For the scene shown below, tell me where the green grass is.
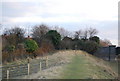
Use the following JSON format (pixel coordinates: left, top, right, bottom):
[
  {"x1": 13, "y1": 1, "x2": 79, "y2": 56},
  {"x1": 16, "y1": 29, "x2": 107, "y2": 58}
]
[
  {"x1": 62, "y1": 54, "x2": 90, "y2": 79},
  {"x1": 61, "y1": 53, "x2": 117, "y2": 79}
]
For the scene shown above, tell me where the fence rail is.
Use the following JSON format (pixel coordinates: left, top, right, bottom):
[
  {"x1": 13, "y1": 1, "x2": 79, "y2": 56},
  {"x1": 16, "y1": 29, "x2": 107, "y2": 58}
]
[{"x1": 2, "y1": 57, "x2": 49, "y2": 79}]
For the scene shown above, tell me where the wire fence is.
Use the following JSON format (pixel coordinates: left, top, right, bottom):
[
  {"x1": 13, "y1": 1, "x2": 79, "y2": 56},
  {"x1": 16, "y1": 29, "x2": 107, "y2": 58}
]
[
  {"x1": 1, "y1": 51, "x2": 69, "y2": 79},
  {"x1": 2, "y1": 57, "x2": 49, "y2": 79}
]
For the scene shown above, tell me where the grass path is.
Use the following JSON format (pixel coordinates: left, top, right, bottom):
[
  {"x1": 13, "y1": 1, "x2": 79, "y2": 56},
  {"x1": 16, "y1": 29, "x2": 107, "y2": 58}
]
[
  {"x1": 61, "y1": 52, "x2": 117, "y2": 79},
  {"x1": 62, "y1": 54, "x2": 91, "y2": 79}
]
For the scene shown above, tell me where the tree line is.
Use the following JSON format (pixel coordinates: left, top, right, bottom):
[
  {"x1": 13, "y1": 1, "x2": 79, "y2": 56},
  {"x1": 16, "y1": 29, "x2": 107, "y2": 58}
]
[{"x1": 1, "y1": 24, "x2": 112, "y2": 63}]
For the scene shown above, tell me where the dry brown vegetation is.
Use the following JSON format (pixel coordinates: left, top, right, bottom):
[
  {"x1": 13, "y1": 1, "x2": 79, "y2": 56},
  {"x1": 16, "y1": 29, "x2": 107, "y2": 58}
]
[{"x1": 19, "y1": 50, "x2": 118, "y2": 79}]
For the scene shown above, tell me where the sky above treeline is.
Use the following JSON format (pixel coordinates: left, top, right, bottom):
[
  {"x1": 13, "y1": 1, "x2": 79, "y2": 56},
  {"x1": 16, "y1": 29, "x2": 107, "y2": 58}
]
[{"x1": 1, "y1": 0, "x2": 119, "y2": 45}]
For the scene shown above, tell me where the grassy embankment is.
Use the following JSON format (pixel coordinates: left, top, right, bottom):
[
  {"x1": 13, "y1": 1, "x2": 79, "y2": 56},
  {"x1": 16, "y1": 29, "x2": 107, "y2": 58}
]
[
  {"x1": 2, "y1": 50, "x2": 118, "y2": 79},
  {"x1": 61, "y1": 51, "x2": 118, "y2": 79}
]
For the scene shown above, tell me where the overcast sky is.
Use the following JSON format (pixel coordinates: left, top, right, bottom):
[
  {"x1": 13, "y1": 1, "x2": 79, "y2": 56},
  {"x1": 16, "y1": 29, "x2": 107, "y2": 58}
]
[{"x1": 1, "y1": 0, "x2": 119, "y2": 45}]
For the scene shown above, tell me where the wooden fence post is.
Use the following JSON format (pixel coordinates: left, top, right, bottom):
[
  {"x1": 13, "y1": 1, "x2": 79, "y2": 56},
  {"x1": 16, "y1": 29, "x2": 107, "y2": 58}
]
[
  {"x1": 45, "y1": 56, "x2": 48, "y2": 68},
  {"x1": 7, "y1": 70, "x2": 9, "y2": 79},
  {"x1": 28, "y1": 63, "x2": 30, "y2": 75},
  {"x1": 27, "y1": 57, "x2": 30, "y2": 76},
  {"x1": 40, "y1": 61, "x2": 41, "y2": 71}
]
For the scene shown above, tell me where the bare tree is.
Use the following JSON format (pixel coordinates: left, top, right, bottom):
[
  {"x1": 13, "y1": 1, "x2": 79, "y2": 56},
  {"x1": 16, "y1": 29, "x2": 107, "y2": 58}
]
[
  {"x1": 88, "y1": 27, "x2": 98, "y2": 38},
  {"x1": 32, "y1": 24, "x2": 50, "y2": 45},
  {"x1": 74, "y1": 30, "x2": 82, "y2": 39},
  {"x1": 83, "y1": 29, "x2": 88, "y2": 40},
  {"x1": 52, "y1": 26, "x2": 70, "y2": 38},
  {"x1": 3, "y1": 27, "x2": 25, "y2": 46},
  {"x1": 81, "y1": 27, "x2": 98, "y2": 40},
  {"x1": 4, "y1": 27, "x2": 25, "y2": 35}
]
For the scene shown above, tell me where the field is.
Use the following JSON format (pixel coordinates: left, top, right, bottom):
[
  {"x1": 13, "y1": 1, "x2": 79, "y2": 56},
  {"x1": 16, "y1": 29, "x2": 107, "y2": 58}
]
[{"x1": 2, "y1": 50, "x2": 118, "y2": 79}]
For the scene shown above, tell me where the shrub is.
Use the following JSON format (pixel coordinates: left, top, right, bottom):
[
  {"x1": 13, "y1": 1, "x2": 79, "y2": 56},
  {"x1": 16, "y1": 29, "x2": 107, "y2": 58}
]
[
  {"x1": 3, "y1": 45, "x2": 15, "y2": 62},
  {"x1": 89, "y1": 36, "x2": 100, "y2": 44},
  {"x1": 6, "y1": 45, "x2": 15, "y2": 52},
  {"x1": 72, "y1": 38, "x2": 84, "y2": 50},
  {"x1": 60, "y1": 36, "x2": 73, "y2": 49},
  {"x1": 24, "y1": 39, "x2": 38, "y2": 53},
  {"x1": 2, "y1": 52, "x2": 9, "y2": 63},
  {"x1": 82, "y1": 41, "x2": 99, "y2": 54},
  {"x1": 35, "y1": 39, "x2": 54, "y2": 57},
  {"x1": 45, "y1": 30, "x2": 61, "y2": 49}
]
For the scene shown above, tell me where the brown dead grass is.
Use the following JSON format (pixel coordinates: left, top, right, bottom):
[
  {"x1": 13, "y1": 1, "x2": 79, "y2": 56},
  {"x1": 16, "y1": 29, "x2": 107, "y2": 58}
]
[{"x1": 13, "y1": 50, "x2": 118, "y2": 79}]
